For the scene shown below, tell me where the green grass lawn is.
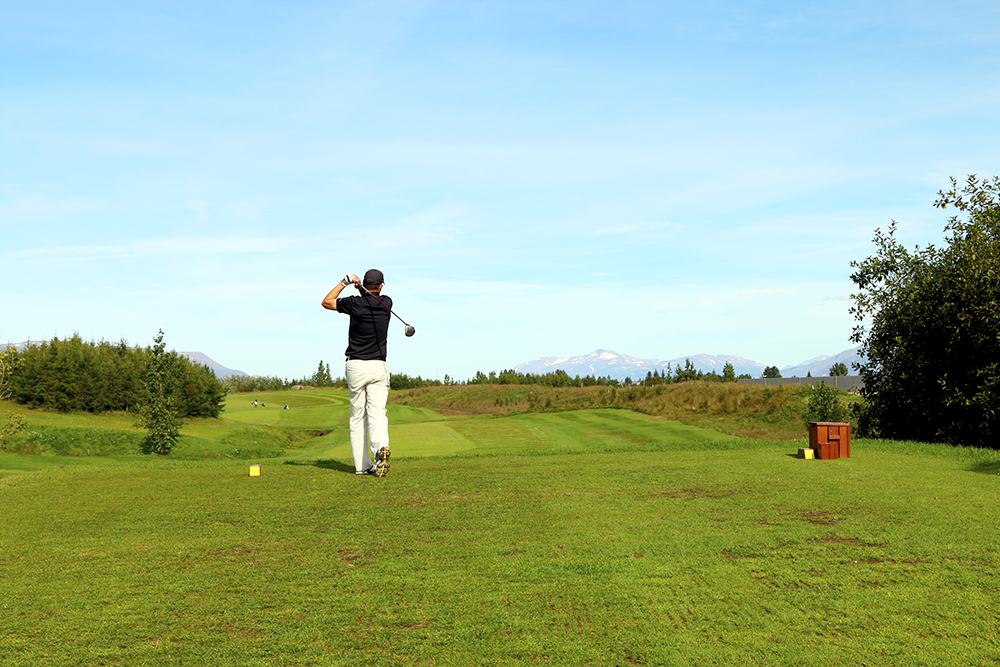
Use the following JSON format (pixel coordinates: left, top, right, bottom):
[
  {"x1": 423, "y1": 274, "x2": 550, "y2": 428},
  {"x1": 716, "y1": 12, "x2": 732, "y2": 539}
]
[
  {"x1": 1, "y1": 389, "x2": 738, "y2": 474},
  {"x1": 2, "y1": 390, "x2": 1000, "y2": 665}
]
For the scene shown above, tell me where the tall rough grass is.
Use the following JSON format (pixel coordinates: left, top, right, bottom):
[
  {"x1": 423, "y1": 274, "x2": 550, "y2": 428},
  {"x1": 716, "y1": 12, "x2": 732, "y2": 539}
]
[
  {"x1": 392, "y1": 381, "x2": 813, "y2": 439},
  {"x1": 2, "y1": 426, "x2": 143, "y2": 456}
]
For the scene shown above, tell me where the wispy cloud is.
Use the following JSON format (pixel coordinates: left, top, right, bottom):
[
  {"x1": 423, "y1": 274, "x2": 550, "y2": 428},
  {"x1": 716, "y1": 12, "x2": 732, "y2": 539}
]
[
  {"x1": 8, "y1": 236, "x2": 305, "y2": 259},
  {"x1": 367, "y1": 202, "x2": 477, "y2": 249},
  {"x1": 0, "y1": 186, "x2": 111, "y2": 221},
  {"x1": 593, "y1": 221, "x2": 680, "y2": 236},
  {"x1": 740, "y1": 288, "x2": 795, "y2": 296}
]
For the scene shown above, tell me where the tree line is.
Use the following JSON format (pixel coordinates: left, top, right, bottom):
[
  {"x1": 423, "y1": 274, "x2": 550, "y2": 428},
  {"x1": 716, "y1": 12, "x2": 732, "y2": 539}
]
[
  {"x1": 219, "y1": 361, "x2": 446, "y2": 394},
  {"x1": 223, "y1": 358, "x2": 766, "y2": 395},
  {"x1": 466, "y1": 360, "x2": 754, "y2": 388},
  {"x1": 5, "y1": 335, "x2": 225, "y2": 418}
]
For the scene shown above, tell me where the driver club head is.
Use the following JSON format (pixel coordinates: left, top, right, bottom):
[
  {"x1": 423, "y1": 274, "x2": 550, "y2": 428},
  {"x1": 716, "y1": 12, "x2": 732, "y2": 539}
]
[{"x1": 404, "y1": 325, "x2": 415, "y2": 337}]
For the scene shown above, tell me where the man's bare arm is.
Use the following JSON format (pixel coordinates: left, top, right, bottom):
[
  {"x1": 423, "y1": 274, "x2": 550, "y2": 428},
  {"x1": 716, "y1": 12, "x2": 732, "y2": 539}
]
[{"x1": 321, "y1": 274, "x2": 359, "y2": 311}]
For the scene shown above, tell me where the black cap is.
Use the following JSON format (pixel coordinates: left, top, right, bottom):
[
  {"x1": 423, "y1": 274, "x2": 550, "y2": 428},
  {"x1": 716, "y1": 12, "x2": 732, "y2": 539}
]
[{"x1": 363, "y1": 269, "x2": 384, "y2": 287}]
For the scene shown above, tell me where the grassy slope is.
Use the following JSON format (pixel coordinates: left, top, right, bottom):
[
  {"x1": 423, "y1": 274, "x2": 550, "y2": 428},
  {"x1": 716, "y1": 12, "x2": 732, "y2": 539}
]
[
  {"x1": 2, "y1": 389, "x2": 1000, "y2": 665},
  {"x1": 391, "y1": 381, "x2": 828, "y2": 439},
  {"x1": 1, "y1": 389, "x2": 739, "y2": 475}
]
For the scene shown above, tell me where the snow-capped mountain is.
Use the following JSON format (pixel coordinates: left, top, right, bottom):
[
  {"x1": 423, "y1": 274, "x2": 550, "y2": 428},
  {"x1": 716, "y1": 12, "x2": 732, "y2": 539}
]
[
  {"x1": 779, "y1": 346, "x2": 861, "y2": 378},
  {"x1": 178, "y1": 352, "x2": 247, "y2": 379}
]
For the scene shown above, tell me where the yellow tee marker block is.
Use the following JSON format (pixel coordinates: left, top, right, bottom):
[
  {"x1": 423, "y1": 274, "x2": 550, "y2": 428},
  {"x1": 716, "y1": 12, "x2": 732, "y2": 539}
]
[
  {"x1": 797, "y1": 448, "x2": 815, "y2": 460},
  {"x1": 249, "y1": 464, "x2": 261, "y2": 477}
]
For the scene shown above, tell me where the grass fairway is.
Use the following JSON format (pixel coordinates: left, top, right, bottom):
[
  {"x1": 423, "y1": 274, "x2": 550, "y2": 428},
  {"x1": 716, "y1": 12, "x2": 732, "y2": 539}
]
[
  {"x1": 1, "y1": 389, "x2": 739, "y2": 473},
  {"x1": 2, "y1": 392, "x2": 1000, "y2": 665}
]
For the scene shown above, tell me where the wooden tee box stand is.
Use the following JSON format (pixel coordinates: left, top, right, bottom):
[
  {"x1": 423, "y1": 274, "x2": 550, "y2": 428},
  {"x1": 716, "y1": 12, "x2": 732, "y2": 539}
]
[{"x1": 809, "y1": 422, "x2": 851, "y2": 460}]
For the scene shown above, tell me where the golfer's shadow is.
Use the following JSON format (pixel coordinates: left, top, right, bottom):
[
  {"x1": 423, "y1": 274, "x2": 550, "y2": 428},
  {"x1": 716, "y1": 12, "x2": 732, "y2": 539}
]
[
  {"x1": 284, "y1": 458, "x2": 355, "y2": 474},
  {"x1": 969, "y1": 461, "x2": 1000, "y2": 475},
  {"x1": 312, "y1": 459, "x2": 357, "y2": 474}
]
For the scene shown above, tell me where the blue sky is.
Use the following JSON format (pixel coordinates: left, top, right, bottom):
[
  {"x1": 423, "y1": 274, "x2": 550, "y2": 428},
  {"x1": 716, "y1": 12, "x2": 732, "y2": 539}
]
[{"x1": 3, "y1": 0, "x2": 999, "y2": 381}]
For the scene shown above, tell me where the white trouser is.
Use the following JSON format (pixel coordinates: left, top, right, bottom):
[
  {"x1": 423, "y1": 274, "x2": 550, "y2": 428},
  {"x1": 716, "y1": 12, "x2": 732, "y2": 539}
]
[{"x1": 345, "y1": 359, "x2": 390, "y2": 472}]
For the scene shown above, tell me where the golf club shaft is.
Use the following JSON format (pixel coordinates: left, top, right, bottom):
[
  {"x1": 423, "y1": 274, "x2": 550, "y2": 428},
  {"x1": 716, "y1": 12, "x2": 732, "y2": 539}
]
[{"x1": 356, "y1": 283, "x2": 412, "y2": 327}]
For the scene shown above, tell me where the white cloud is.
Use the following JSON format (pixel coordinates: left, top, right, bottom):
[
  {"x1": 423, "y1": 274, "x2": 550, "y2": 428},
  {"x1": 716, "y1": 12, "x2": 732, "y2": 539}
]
[{"x1": 740, "y1": 288, "x2": 794, "y2": 296}]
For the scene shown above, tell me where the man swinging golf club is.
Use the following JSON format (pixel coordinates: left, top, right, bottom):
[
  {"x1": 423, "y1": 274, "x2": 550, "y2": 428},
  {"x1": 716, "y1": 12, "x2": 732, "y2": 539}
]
[{"x1": 321, "y1": 269, "x2": 397, "y2": 477}]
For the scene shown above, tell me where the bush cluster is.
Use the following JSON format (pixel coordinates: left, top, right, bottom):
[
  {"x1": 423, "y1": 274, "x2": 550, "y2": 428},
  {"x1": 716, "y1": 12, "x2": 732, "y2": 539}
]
[
  {"x1": 8, "y1": 335, "x2": 225, "y2": 417},
  {"x1": 803, "y1": 382, "x2": 849, "y2": 426}
]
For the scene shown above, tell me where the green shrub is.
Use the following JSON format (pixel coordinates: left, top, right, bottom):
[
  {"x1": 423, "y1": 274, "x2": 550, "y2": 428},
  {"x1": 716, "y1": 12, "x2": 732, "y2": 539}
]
[
  {"x1": 0, "y1": 411, "x2": 28, "y2": 448},
  {"x1": 803, "y1": 382, "x2": 849, "y2": 425}
]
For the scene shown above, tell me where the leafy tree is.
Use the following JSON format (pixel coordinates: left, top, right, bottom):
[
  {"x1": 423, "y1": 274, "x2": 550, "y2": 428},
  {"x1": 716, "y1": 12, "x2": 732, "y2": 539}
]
[
  {"x1": 0, "y1": 345, "x2": 18, "y2": 401},
  {"x1": 829, "y1": 362, "x2": 849, "y2": 377},
  {"x1": 722, "y1": 362, "x2": 736, "y2": 383},
  {"x1": 850, "y1": 175, "x2": 1000, "y2": 446},
  {"x1": 139, "y1": 330, "x2": 182, "y2": 455},
  {"x1": 762, "y1": 366, "x2": 782, "y2": 379},
  {"x1": 311, "y1": 360, "x2": 335, "y2": 387},
  {"x1": 172, "y1": 357, "x2": 226, "y2": 418},
  {"x1": 674, "y1": 359, "x2": 699, "y2": 383},
  {"x1": 646, "y1": 368, "x2": 672, "y2": 386},
  {"x1": 0, "y1": 411, "x2": 27, "y2": 447},
  {"x1": 0, "y1": 346, "x2": 26, "y2": 449},
  {"x1": 389, "y1": 373, "x2": 444, "y2": 390}
]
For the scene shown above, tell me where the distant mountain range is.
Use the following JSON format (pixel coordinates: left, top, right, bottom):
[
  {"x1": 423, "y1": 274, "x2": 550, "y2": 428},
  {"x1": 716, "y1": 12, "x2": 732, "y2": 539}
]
[
  {"x1": 2, "y1": 341, "x2": 247, "y2": 380},
  {"x1": 779, "y1": 347, "x2": 862, "y2": 378},
  {"x1": 515, "y1": 347, "x2": 861, "y2": 381},
  {"x1": 3, "y1": 340, "x2": 47, "y2": 352},
  {"x1": 177, "y1": 352, "x2": 247, "y2": 379}
]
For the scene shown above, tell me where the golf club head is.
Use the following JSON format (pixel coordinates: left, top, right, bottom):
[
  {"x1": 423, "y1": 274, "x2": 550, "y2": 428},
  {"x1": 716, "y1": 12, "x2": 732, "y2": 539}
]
[{"x1": 405, "y1": 325, "x2": 415, "y2": 337}]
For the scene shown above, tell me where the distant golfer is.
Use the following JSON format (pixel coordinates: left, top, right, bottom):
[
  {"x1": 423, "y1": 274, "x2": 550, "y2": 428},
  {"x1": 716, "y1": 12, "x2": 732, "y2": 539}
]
[{"x1": 321, "y1": 269, "x2": 392, "y2": 477}]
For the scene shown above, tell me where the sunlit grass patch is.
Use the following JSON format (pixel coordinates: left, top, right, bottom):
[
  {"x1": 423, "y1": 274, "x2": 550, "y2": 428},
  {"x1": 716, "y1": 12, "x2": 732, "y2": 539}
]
[
  {"x1": 3, "y1": 444, "x2": 1000, "y2": 665},
  {"x1": 4, "y1": 390, "x2": 1000, "y2": 664},
  {"x1": 393, "y1": 381, "x2": 815, "y2": 439}
]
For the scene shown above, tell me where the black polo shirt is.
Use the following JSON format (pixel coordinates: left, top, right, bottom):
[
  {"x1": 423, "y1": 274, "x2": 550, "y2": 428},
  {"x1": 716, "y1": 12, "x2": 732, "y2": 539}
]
[{"x1": 337, "y1": 292, "x2": 392, "y2": 361}]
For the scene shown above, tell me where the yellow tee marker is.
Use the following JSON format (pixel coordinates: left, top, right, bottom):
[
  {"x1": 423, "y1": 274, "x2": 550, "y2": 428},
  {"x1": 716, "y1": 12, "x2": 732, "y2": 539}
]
[{"x1": 249, "y1": 464, "x2": 261, "y2": 477}]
